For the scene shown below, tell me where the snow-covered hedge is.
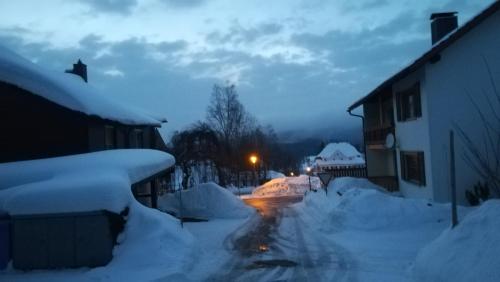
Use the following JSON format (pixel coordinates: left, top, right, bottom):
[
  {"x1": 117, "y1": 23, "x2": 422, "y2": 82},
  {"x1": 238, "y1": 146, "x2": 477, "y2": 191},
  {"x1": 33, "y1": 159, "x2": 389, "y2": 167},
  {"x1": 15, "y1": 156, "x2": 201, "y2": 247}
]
[
  {"x1": 159, "y1": 182, "x2": 254, "y2": 219},
  {"x1": 414, "y1": 200, "x2": 500, "y2": 282}
]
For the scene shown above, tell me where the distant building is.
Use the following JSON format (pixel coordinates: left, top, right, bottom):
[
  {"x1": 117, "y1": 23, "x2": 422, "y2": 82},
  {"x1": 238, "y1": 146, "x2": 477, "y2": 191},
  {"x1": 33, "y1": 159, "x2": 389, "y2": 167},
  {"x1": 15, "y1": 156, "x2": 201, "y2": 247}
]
[
  {"x1": 313, "y1": 142, "x2": 365, "y2": 172},
  {"x1": 347, "y1": 2, "x2": 500, "y2": 204}
]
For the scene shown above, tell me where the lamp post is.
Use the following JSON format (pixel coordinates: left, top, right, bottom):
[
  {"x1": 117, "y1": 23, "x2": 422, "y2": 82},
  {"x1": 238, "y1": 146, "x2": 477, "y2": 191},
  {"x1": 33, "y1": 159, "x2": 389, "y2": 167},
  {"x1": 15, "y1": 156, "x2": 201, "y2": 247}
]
[
  {"x1": 250, "y1": 155, "x2": 258, "y2": 187},
  {"x1": 306, "y1": 166, "x2": 312, "y2": 192}
]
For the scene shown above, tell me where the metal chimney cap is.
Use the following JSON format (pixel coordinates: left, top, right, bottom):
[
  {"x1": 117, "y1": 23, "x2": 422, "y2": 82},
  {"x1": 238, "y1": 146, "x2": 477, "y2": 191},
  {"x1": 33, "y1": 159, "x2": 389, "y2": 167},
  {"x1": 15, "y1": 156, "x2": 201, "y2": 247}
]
[{"x1": 430, "y1": 12, "x2": 458, "y2": 20}]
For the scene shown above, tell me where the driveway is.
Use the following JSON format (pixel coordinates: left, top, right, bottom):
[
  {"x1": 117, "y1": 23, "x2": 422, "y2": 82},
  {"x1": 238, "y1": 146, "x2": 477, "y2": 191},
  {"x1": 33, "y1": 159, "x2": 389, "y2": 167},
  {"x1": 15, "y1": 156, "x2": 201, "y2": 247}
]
[{"x1": 207, "y1": 194, "x2": 356, "y2": 282}]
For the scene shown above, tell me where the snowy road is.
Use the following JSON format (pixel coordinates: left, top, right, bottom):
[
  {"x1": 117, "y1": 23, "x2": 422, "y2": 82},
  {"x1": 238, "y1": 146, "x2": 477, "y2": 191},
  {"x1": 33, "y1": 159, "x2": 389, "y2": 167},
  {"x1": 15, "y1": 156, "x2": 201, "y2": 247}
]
[{"x1": 207, "y1": 195, "x2": 356, "y2": 282}]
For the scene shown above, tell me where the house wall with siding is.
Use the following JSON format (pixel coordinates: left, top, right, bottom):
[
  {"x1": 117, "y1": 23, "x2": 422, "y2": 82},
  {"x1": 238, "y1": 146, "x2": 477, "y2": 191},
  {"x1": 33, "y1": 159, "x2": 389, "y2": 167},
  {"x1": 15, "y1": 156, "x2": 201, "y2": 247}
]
[{"x1": 425, "y1": 10, "x2": 500, "y2": 204}]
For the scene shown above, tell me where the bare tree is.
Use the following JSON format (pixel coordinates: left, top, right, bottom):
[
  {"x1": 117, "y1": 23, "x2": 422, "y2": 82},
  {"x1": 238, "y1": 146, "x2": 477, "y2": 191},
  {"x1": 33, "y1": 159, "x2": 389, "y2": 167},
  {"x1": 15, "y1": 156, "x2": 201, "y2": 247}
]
[
  {"x1": 207, "y1": 84, "x2": 248, "y2": 144},
  {"x1": 456, "y1": 58, "x2": 500, "y2": 198}
]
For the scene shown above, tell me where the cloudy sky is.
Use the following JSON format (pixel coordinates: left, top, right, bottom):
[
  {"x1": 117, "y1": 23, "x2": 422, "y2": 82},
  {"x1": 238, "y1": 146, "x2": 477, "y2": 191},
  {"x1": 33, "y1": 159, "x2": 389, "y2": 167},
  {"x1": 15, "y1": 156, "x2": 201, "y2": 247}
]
[{"x1": 0, "y1": 0, "x2": 494, "y2": 139}]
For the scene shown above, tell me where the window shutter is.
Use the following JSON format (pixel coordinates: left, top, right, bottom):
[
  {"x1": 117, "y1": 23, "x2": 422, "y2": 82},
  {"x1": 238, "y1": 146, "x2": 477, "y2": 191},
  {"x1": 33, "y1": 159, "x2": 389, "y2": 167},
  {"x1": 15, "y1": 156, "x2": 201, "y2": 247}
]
[
  {"x1": 418, "y1": 152, "x2": 426, "y2": 186},
  {"x1": 396, "y1": 92, "x2": 402, "y2": 121},
  {"x1": 414, "y1": 83, "x2": 422, "y2": 117}
]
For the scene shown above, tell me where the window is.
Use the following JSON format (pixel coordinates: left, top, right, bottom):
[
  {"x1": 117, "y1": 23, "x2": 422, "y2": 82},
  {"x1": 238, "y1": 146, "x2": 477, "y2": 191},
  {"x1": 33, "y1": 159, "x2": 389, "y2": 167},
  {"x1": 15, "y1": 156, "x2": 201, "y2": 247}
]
[
  {"x1": 396, "y1": 83, "x2": 422, "y2": 121},
  {"x1": 400, "y1": 151, "x2": 426, "y2": 186},
  {"x1": 104, "y1": 125, "x2": 115, "y2": 149}
]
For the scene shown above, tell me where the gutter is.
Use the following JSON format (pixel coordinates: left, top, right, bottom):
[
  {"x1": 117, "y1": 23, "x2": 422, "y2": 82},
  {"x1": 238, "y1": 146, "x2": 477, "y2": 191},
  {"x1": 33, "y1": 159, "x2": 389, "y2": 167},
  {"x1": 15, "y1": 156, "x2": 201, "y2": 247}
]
[{"x1": 348, "y1": 109, "x2": 369, "y2": 177}]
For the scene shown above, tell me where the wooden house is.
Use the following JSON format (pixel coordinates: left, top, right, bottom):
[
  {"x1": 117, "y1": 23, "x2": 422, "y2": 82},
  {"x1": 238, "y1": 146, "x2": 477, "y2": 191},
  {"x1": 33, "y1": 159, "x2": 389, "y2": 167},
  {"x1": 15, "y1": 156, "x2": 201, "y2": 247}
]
[{"x1": 0, "y1": 45, "x2": 169, "y2": 208}]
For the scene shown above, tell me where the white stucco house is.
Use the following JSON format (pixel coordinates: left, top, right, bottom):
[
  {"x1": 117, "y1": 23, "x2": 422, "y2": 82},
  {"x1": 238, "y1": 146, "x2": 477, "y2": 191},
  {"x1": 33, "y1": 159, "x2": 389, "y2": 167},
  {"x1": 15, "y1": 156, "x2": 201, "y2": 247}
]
[{"x1": 347, "y1": 2, "x2": 500, "y2": 204}]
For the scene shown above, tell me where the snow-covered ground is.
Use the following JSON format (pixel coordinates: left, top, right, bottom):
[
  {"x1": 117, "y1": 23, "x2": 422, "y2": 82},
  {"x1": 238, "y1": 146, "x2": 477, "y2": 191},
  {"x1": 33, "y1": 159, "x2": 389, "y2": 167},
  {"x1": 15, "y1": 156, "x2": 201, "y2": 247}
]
[
  {"x1": 2, "y1": 176, "x2": 499, "y2": 281},
  {"x1": 292, "y1": 177, "x2": 500, "y2": 281},
  {"x1": 252, "y1": 175, "x2": 322, "y2": 197}
]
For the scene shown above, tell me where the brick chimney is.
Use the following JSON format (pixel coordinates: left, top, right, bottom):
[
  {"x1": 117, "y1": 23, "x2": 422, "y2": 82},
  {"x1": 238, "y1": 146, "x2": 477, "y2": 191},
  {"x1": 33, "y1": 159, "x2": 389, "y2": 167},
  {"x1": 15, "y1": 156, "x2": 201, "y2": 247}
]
[
  {"x1": 65, "y1": 59, "x2": 88, "y2": 82},
  {"x1": 430, "y1": 12, "x2": 458, "y2": 44}
]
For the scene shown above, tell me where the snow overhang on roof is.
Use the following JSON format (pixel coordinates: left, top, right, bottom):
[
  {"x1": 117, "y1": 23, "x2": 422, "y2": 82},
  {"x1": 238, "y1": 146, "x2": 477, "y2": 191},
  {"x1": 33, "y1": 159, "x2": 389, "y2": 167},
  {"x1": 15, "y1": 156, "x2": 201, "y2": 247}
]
[
  {"x1": 347, "y1": 1, "x2": 500, "y2": 112},
  {"x1": 0, "y1": 149, "x2": 175, "y2": 215},
  {"x1": 0, "y1": 45, "x2": 164, "y2": 127}
]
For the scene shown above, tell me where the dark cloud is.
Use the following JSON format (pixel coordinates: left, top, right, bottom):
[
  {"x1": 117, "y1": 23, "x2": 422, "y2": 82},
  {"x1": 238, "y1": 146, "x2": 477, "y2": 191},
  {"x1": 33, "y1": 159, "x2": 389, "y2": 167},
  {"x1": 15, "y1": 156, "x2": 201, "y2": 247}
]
[
  {"x1": 157, "y1": 0, "x2": 206, "y2": 9},
  {"x1": 339, "y1": 0, "x2": 390, "y2": 12},
  {"x1": 206, "y1": 22, "x2": 283, "y2": 44},
  {"x1": 79, "y1": 0, "x2": 138, "y2": 14}
]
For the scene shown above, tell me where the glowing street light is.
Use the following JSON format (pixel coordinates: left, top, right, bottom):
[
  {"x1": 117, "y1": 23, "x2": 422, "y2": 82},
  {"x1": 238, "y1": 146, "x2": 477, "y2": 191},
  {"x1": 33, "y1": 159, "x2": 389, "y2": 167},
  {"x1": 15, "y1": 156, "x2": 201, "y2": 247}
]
[
  {"x1": 306, "y1": 167, "x2": 312, "y2": 191},
  {"x1": 290, "y1": 172, "x2": 294, "y2": 176},
  {"x1": 250, "y1": 155, "x2": 258, "y2": 165},
  {"x1": 250, "y1": 155, "x2": 258, "y2": 186}
]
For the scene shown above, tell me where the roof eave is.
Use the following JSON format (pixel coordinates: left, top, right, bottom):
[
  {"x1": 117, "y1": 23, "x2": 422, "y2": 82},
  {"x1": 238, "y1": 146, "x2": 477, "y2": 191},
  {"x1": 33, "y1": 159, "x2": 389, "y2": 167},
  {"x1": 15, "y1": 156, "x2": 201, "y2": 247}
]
[{"x1": 347, "y1": 1, "x2": 500, "y2": 112}]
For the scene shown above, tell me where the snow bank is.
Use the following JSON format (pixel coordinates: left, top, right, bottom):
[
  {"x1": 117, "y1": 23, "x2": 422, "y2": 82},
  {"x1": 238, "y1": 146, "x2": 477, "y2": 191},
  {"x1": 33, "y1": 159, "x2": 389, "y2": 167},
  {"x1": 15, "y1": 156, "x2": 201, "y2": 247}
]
[
  {"x1": 159, "y1": 182, "x2": 254, "y2": 219},
  {"x1": 252, "y1": 175, "x2": 321, "y2": 197},
  {"x1": 297, "y1": 177, "x2": 453, "y2": 230},
  {"x1": 0, "y1": 149, "x2": 175, "y2": 215},
  {"x1": 328, "y1": 176, "x2": 387, "y2": 194},
  {"x1": 0, "y1": 44, "x2": 161, "y2": 126},
  {"x1": 414, "y1": 200, "x2": 500, "y2": 282},
  {"x1": 266, "y1": 170, "x2": 285, "y2": 179},
  {"x1": 89, "y1": 202, "x2": 194, "y2": 281}
]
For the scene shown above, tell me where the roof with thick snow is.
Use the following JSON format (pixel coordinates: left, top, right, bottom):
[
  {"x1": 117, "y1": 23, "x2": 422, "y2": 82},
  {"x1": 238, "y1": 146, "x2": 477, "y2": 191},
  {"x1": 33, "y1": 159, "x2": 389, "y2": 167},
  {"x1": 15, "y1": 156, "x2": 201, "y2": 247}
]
[
  {"x1": 315, "y1": 142, "x2": 365, "y2": 166},
  {"x1": 348, "y1": 1, "x2": 500, "y2": 111},
  {"x1": 0, "y1": 45, "x2": 164, "y2": 126},
  {"x1": 0, "y1": 149, "x2": 175, "y2": 215}
]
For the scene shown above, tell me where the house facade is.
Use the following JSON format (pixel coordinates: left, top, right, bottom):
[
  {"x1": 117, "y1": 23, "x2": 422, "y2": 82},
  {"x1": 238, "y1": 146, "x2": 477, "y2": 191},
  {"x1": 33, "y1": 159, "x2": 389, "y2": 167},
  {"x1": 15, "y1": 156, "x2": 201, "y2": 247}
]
[{"x1": 348, "y1": 2, "x2": 500, "y2": 204}]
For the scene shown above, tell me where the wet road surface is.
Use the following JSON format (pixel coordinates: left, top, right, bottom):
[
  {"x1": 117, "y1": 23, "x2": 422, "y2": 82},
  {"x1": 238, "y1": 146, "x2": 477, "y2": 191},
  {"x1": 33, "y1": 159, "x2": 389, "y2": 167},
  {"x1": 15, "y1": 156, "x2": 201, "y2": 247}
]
[{"x1": 207, "y1": 195, "x2": 355, "y2": 282}]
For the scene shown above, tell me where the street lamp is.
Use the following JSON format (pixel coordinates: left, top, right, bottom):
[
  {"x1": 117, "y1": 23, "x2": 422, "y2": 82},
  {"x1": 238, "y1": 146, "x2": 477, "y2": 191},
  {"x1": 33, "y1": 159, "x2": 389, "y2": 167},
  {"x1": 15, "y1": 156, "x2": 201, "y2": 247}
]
[
  {"x1": 250, "y1": 155, "x2": 258, "y2": 186},
  {"x1": 306, "y1": 167, "x2": 312, "y2": 191}
]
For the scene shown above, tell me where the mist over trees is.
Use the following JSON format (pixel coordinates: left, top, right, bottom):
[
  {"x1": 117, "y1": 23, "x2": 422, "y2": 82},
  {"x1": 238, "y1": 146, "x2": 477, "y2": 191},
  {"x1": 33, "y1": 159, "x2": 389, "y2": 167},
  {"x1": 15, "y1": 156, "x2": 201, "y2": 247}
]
[{"x1": 169, "y1": 83, "x2": 300, "y2": 188}]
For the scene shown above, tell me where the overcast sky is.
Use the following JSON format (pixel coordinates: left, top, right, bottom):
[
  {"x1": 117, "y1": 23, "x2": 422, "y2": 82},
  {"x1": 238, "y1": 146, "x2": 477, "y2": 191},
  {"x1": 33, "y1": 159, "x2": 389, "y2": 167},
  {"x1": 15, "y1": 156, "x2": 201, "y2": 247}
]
[{"x1": 0, "y1": 0, "x2": 494, "y2": 139}]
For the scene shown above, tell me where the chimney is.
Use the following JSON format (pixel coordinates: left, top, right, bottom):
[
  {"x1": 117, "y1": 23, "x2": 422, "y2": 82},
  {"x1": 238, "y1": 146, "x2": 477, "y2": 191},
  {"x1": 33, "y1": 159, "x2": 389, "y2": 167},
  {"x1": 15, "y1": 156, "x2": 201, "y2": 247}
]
[
  {"x1": 65, "y1": 59, "x2": 88, "y2": 82},
  {"x1": 430, "y1": 12, "x2": 458, "y2": 44}
]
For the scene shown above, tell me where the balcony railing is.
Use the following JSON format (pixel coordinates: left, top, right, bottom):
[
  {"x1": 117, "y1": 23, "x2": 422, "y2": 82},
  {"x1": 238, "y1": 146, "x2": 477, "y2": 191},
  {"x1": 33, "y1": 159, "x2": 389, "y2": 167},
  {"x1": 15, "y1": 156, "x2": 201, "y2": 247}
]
[{"x1": 364, "y1": 126, "x2": 394, "y2": 146}]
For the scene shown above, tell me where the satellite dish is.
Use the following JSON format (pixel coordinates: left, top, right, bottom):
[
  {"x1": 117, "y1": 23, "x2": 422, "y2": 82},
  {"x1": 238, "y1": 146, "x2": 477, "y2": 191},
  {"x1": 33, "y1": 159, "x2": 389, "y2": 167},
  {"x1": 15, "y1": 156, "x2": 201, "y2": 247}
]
[{"x1": 385, "y1": 133, "x2": 395, "y2": 149}]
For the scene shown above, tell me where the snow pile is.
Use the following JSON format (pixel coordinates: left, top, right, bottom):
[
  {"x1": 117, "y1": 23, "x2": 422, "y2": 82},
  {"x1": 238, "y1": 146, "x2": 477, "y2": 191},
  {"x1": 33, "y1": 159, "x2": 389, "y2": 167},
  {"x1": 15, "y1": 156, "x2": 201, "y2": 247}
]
[
  {"x1": 0, "y1": 149, "x2": 174, "y2": 215},
  {"x1": 414, "y1": 200, "x2": 500, "y2": 282},
  {"x1": 297, "y1": 177, "x2": 452, "y2": 231},
  {"x1": 252, "y1": 175, "x2": 321, "y2": 197},
  {"x1": 334, "y1": 188, "x2": 450, "y2": 230},
  {"x1": 328, "y1": 176, "x2": 387, "y2": 194},
  {"x1": 87, "y1": 202, "x2": 194, "y2": 281},
  {"x1": 0, "y1": 44, "x2": 162, "y2": 126},
  {"x1": 159, "y1": 182, "x2": 254, "y2": 219},
  {"x1": 266, "y1": 170, "x2": 286, "y2": 179}
]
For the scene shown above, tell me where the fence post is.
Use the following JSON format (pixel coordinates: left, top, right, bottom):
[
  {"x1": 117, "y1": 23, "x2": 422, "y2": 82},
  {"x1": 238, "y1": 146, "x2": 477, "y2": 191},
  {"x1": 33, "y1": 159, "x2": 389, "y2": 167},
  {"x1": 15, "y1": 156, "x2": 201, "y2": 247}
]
[{"x1": 450, "y1": 130, "x2": 458, "y2": 228}]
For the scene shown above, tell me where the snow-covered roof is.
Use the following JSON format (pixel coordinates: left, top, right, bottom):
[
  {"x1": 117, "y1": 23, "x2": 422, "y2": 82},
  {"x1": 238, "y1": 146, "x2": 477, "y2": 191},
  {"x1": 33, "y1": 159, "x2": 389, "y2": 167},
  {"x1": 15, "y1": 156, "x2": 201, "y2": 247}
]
[
  {"x1": 0, "y1": 45, "x2": 163, "y2": 126},
  {"x1": 315, "y1": 142, "x2": 365, "y2": 167},
  {"x1": 317, "y1": 142, "x2": 362, "y2": 159},
  {"x1": 348, "y1": 1, "x2": 500, "y2": 111},
  {"x1": 0, "y1": 149, "x2": 175, "y2": 215}
]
